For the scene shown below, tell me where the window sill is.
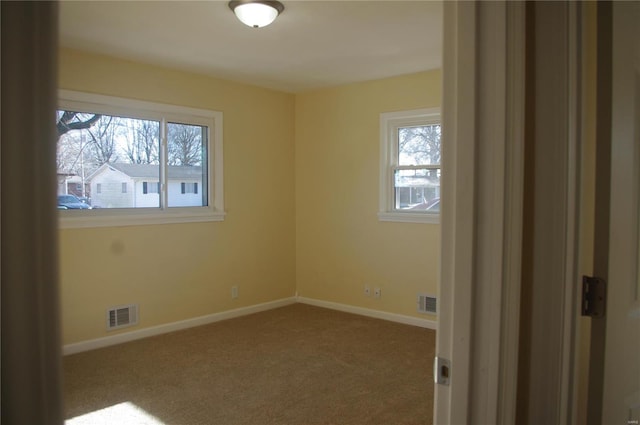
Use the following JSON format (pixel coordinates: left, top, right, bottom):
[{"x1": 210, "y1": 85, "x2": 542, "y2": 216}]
[
  {"x1": 58, "y1": 208, "x2": 226, "y2": 229},
  {"x1": 377, "y1": 211, "x2": 440, "y2": 224}
]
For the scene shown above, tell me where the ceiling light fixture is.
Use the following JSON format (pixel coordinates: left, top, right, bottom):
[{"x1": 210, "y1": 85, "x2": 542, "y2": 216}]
[{"x1": 229, "y1": 0, "x2": 284, "y2": 28}]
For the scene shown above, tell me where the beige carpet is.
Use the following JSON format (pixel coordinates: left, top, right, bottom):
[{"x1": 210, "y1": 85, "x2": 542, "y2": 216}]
[{"x1": 64, "y1": 304, "x2": 435, "y2": 425}]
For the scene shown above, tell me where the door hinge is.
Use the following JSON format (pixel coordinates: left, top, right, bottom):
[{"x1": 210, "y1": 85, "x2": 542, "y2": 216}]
[
  {"x1": 581, "y1": 275, "x2": 606, "y2": 318},
  {"x1": 434, "y1": 356, "x2": 451, "y2": 386}
]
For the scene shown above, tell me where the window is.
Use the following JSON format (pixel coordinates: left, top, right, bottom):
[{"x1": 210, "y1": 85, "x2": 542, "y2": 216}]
[
  {"x1": 378, "y1": 108, "x2": 441, "y2": 223},
  {"x1": 181, "y1": 182, "x2": 198, "y2": 194},
  {"x1": 57, "y1": 90, "x2": 224, "y2": 228},
  {"x1": 142, "y1": 182, "x2": 160, "y2": 194}
]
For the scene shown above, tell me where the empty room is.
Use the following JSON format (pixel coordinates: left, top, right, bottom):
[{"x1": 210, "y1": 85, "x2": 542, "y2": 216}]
[
  {"x1": 8, "y1": 1, "x2": 635, "y2": 424},
  {"x1": 54, "y1": 1, "x2": 441, "y2": 423}
]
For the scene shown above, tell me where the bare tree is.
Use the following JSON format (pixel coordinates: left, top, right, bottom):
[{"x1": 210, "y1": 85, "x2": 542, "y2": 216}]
[
  {"x1": 86, "y1": 116, "x2": 120, "y2": 165},
  {"x1": 57, "y1": 111, "x2": 101, "y2": 138},
  {"x1": 167, "y1": 123, "x2": 202, "y2": 166},
  {"x1": 56, "y1": 111, "x2": 105, "y2": 179},
  {"x1": 124, "y1": 120, "x2": 159, "y2": 164},
  {"x1": 56, "y1": 133, "x2": 78, "y2": 172},
  {"x1": 56, "y1": 132, "x2": 93, "y2": 172},
  {"x1": 398, "y1": 124, "x2": 441, "y2": 165}
]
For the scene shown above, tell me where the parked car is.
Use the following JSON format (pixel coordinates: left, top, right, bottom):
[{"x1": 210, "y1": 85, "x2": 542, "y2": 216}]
[
  {"x1": 77, "y1": 196, "x2": 91, "y2": 206},
  {"x1": 57, "y1": 194, "x2": 91, "y2": 209}
]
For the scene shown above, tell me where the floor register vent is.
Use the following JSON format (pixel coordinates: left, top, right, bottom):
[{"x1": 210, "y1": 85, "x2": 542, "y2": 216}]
[
  {"x1": 418, "y1": 294, "x2": 437, "y2": 314},
  {"x1": 107, "y1": 304, "x2": 138, "y2": 331}
]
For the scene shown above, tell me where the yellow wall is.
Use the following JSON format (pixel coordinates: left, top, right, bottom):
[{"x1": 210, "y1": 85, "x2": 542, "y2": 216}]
[
  {"x1": 295, "y1": 71, "x2": 441, "y2": 320},
  {"x1": 58, "y1": 49, "x2": 296, "y2": 344},
  {"x1": 58, "y1": 49, "x2": 441, "y2": 345}
]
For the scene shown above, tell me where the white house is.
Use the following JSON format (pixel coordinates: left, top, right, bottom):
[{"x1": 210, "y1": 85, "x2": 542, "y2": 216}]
[{"x1": 88, "y1": 163, "x2": 203, "y2": 208}]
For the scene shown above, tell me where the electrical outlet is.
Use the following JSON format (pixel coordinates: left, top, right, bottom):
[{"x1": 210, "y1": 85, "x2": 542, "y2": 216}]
[
  {"x1": 374, "y1": 288, "x2": 381, "y2": 298},
  {"x1": 364, "y1": 285, "x2": 371, "y2": 297},
  {"x1": 231, "y1": 286, "x2": 239, "y2": 299}
]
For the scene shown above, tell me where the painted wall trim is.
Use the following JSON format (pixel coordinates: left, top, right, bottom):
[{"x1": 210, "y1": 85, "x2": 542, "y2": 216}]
[
  {"x1": 497, "y1": 3, "x2": 526, "y2": 424},
  {"x1": 297, "y1": 297, "x2": 438, "y2": 330},
  {"x1": 63, "y1": 297, "x2": 297, "y2": 355},
  {"x1": 64, "y1": 296, "x2": 437, "y2": 356},
  {"x1": 436, "y1": 2, "x2": 477, "y2": 423}
]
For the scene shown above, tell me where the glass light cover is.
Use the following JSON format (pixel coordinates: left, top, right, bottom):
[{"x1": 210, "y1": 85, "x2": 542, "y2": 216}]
[{"x1": 234, "y1": 3, "x2": 279, "y2": 28}]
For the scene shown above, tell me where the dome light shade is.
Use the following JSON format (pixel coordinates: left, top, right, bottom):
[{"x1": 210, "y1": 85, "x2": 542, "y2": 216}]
[{"x1": 229, "y1": 1, "x2": 284, "y2": 28}]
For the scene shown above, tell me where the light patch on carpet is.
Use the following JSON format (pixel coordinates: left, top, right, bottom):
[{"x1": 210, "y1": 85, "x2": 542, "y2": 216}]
[{"x1": 66, "y1": 402, "x2": 165, "y2": 425}]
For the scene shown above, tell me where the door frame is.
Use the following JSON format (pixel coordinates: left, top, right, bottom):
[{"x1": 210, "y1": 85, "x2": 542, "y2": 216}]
[
  {"x1": 436, "y1": 2, "x2": 582, "y2": 423},
  {"x1": 1, "y1": 2, "x2": 64, "y2": 423},
  {"x1": 592, "y1": 1, "x2": 640, "y2": 422},
  {"x1": 436, "y1": 2, "x2": 526, "y2": 423}
]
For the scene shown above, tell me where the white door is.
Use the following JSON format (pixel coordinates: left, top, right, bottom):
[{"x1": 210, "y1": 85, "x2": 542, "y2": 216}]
[{"x1": 602, "y1": 2, "x2": 640, "y2": 423}]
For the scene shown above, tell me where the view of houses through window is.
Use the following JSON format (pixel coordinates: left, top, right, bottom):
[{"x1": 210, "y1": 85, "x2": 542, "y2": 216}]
[
  {"x1": 394, "y1": 123, "x2": 441, "y2": 212},
  {"x1": 56, "y1": 112, "x2": 208, "y2": 209},
  {"x1": 379, "y1": 108, "x2": 441, "y2": 223}
]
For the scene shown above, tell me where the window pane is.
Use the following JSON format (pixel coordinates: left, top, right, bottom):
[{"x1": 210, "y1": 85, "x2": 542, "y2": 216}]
[
  {"x1": 394, "y1": 168, "x2": 440, "y2": 211},
  {"x1": 166, "y1": 123, "x2": 208, "y2": 208},
  {"x1": 56, "y1": 111, "x2": 161, "y2": 209},
  {"x1": 398, "y1": 124, "x2": 441, "y2": 166}
]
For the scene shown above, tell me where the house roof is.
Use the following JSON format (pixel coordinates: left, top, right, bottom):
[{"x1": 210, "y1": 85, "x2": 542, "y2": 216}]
[
  {"x1": 96, "y1": 163, "x2": 202, "y2": 180},
  {"x1": 57, "y1": 170, "x2": 76, "y2": 177}
]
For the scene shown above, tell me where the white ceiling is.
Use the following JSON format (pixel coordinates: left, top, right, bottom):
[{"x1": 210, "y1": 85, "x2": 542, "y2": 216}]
[{"x1": 59, "y1": 1, "x2": 443, "y2": 93}]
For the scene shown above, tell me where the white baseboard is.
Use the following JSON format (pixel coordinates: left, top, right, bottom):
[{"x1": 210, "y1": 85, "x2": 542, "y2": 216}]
[
  {"x1": 63, "y1": 297, "x2": 297, "y2": 355},
  {"x1": 297, "y1": 297, "x2": 438, "y2": 330},
  {"x1": 63, "y1": 296, "x2": 437, "y2": 355}
]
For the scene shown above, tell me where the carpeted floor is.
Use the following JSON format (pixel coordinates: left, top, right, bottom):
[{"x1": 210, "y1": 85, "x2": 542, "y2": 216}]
[{"x1": 64, "y1": 303, "x2": 435, "y2": 425}]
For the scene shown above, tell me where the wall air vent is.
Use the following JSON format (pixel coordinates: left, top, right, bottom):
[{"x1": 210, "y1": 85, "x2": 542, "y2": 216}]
[
  {"x1": 417, "y1": 294, "x2": 437, "y2": 314},
  {"x1": 107, "y1": 304, "x2": 138, "y2": 331}
]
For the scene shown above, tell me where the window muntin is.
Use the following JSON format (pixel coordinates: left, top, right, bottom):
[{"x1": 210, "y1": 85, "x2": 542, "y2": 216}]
[
  {"x1": 379, "y1": 108, "x2": 441, "y2": 223},
  {"x1": 57, "y1": 90, "x2": 224, "y2": 228}
]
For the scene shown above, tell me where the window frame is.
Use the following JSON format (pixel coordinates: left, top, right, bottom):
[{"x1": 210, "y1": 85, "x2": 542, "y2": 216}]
[
  {"x1": 378, "y1": 107, "x2": 441, "y2": 224},
  {"x1": 57, "y1": 90, "x2": 225, "y2": 229}
]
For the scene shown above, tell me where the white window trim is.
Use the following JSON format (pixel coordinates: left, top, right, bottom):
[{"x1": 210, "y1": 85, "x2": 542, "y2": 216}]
[
  {"x1": 378, "y1": 107, "x2": 441, "y2": 224},
  {"x1": 57, "y1": 90, "x2": 225, "y2": 229}
]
